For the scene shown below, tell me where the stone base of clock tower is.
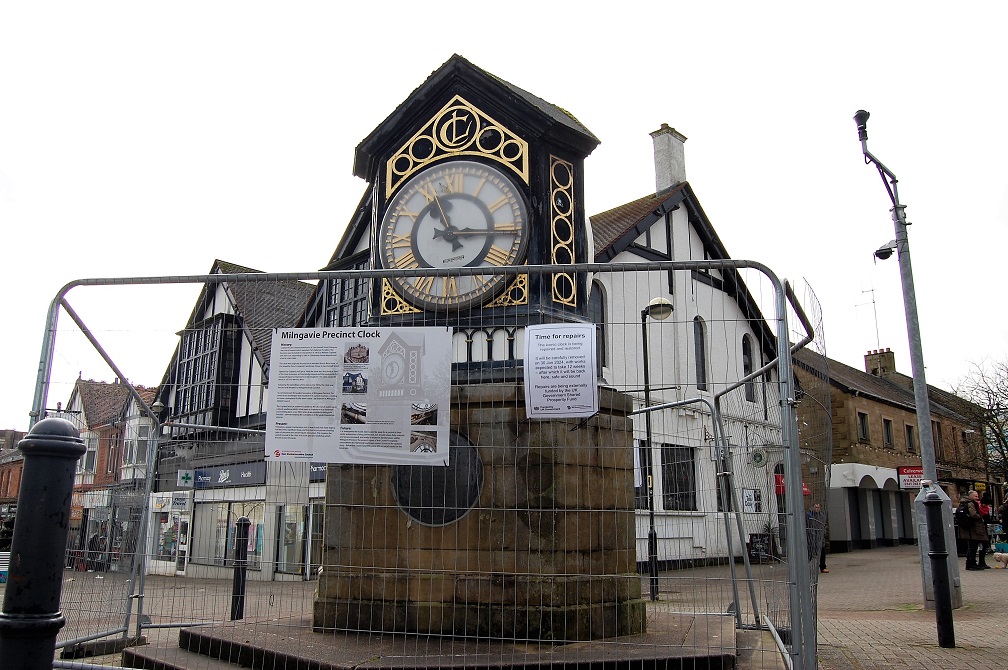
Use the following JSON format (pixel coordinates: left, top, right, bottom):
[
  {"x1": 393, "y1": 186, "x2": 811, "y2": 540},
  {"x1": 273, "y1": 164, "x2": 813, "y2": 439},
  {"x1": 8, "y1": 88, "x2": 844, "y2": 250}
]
[{"x1": 312, "y1": 384, "x2": 646, "y2": 641}]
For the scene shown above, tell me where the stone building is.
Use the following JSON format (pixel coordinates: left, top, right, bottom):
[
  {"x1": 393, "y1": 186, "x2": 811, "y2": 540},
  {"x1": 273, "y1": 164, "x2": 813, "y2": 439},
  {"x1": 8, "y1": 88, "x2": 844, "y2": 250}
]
[{"x1": 794, "y1": 347, "x2": 987, "y2": 552}]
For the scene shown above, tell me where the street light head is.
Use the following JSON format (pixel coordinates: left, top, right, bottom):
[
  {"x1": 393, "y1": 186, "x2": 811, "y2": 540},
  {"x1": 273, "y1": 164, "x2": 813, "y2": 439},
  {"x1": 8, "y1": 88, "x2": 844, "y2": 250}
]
[
  {"x1": 644, "y1": 297, "x2": 673, "y2": 321},
  {"x1": 854, "y1": 109, "x2": 870, "y2": 141},
  {"x1": 874, "y1": 239, "x2": 897, "y2": 261}
]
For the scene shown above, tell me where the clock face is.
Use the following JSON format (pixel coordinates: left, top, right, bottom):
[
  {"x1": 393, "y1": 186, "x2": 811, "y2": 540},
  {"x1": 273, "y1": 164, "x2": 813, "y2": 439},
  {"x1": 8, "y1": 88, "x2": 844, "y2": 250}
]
[
  {"x1": 380, "y1": 160, "x2": 529, "y2": 310},
  {"x1": 382, "y1": 353, "x2": 405, "y2": 384}
]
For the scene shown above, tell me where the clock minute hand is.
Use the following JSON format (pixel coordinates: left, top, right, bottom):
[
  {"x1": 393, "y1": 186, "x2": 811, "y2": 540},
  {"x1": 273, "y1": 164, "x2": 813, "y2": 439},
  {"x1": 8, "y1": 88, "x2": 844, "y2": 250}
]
[{"x1": 443, "y1": 227, "x2": 500, "y2": 236}]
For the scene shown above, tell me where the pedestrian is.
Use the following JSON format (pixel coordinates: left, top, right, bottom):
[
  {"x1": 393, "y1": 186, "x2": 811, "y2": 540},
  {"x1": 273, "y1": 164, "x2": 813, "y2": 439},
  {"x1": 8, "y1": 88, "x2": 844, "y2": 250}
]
[
  {"x1": 806, "y1": 502, "x2": 828, "y2": 573},
  {"x1": 959, "y1": 490, "x2": 990, "y2": 570},
  {"x1": 979, "y1": 492, "x2": 993, "y2": 560}
]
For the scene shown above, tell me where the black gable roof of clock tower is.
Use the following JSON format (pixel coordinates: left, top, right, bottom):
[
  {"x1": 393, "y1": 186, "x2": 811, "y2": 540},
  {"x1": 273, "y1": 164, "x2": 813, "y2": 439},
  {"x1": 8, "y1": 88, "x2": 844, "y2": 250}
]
[{"x1": 353, "y1": 54, "x2": 599, "y2": 181}]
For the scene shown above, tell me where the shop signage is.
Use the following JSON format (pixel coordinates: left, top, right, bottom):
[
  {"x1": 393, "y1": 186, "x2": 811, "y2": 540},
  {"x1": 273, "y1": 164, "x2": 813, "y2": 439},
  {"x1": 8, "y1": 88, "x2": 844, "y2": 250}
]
[
  {"x1": 194, "y1": 461, "x2": 266, "y2": 489},
  {"x1": 310, "y1": 462, "x2": 326, "y2": 482},
  {"x1": 898, "y1": 465, "x2": 924, "y2": 490},
  {"x1": 773, "y1": 473, "x2": 811, "y2": 496}
]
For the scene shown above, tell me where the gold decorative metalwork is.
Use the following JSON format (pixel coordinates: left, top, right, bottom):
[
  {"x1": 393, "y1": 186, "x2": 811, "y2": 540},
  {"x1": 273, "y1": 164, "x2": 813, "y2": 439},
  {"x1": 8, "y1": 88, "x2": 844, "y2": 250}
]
[
  {"x1": 381, "y1": 279, "x2": 421, "y2": 315},
  {"x1": 550, "y1": 155, "x2": 576, "y2": 307},
  {"x1": 386, "y1": 95, "x2": 529, "y2": 198},
  {"x1": 487, "y1": 274, "x2": 528, "y2": 307}
]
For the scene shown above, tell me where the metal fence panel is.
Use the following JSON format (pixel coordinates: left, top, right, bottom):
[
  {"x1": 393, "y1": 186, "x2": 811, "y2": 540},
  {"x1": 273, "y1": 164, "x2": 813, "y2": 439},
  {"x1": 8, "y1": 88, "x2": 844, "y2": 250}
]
[{"x1": 23, "y1": 261, "x2": 828, "y2": 669}]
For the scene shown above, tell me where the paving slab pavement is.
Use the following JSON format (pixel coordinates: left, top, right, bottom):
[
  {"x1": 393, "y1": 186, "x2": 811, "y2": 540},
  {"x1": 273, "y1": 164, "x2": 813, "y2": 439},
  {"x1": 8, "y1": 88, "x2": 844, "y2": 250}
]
[
  {"x1": 815, "y1": 545, "x2": 1006, "y2": 670},
  {"x1": 14, "y1": 544, "x2": 1005, "y2": 668}
]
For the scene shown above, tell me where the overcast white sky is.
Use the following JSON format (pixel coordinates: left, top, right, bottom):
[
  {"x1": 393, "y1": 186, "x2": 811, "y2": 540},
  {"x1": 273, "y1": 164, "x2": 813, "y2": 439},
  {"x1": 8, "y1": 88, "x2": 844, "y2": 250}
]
[{"x1": 2, "y1": 2, "x2": 1006, "y2": 431}]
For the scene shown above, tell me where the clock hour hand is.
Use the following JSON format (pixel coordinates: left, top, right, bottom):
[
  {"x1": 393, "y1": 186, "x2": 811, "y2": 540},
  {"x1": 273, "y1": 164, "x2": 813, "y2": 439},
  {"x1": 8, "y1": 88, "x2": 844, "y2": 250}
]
[
  {"x1": 432, "y1": 225, "x2": 464, "y2": 251},
  {"x1": 430, "y1": 193, "x2": 465, "y2": 250}
]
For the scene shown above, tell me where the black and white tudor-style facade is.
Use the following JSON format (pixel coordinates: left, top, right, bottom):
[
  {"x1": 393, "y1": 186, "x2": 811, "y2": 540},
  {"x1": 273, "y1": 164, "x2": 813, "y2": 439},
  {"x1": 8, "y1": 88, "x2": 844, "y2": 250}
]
[
  {"x1": 149, "y1": 56, "x2": 789, "y2": 579},
  {"x1": 153, "y1": 260, "x2": 322, "y2": 579}
]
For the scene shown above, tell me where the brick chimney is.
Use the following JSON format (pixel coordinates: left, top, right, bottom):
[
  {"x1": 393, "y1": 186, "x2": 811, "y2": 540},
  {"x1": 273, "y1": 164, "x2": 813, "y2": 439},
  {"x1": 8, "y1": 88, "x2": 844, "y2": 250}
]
[
  {"x1": 651, "y1": 123, "x2": 687, "y2": 193},
  {"x1": 865, "y1": 348, "x2": 897, "y2": 377}
]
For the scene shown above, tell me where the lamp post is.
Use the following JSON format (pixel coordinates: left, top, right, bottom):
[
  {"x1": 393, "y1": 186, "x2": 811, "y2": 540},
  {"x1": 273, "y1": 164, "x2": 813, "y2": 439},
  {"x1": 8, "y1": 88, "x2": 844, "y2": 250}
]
[
  {"x1": 641, "y1": 296, "x2": 673, "y2": 601},
  {"x1": 854, "y1": 110, "x2": 937, "y2": 486},
  {"x1": 854, "y1": 110, "x2": 961, "y2": 616}
]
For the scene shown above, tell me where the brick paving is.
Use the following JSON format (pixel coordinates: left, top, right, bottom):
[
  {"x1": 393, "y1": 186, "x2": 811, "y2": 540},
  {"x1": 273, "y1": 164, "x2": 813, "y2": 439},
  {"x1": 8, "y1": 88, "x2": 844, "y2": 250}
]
[
  {"x1": 8, "y1": 544, "x2": 1004, "y2": 668},
  {"x1": 816, "y1": 545, "x2": 1006, "y2": 670}
]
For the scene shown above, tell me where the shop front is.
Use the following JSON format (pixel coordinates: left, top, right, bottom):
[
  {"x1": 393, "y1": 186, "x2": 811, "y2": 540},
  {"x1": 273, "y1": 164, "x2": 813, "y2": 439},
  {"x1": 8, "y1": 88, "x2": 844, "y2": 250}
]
[
  {"x1": 148, "y1": 490, "x2": 192, "y2": 575},
  {"x1": 180, "y1": 460, "x2": 325, "y2": 581}
]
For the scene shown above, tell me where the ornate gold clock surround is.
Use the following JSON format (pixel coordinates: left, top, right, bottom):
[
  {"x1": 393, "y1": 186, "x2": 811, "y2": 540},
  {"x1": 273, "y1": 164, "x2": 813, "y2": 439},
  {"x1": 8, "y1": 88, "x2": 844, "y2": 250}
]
[{"x1": 381, "y1": 95, "x2": 530, "y2": 314}]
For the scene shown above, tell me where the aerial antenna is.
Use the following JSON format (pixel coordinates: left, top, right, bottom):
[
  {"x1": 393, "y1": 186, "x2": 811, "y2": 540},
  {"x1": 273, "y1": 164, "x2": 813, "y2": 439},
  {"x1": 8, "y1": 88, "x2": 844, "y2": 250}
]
[{"x1": 857, "y1": 288, "x2": 881, "y2": 349}]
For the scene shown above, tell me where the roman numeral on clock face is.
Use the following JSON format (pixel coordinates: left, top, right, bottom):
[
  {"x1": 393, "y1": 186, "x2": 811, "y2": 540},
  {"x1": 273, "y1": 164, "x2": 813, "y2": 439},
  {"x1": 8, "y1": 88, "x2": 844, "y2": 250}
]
[
  {"x1": 392, "y1": 251, "x2": 419, "y2": 269},
  {"x1": 484, "y1": 245, "x2": 513, "y2": 266}
]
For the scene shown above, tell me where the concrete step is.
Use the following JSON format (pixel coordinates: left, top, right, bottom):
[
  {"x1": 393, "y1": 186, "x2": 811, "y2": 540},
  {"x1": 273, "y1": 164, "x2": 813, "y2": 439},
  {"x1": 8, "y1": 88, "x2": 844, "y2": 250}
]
[{"x1": 122, "y1": 613, "x2": 740, "y2": 670}]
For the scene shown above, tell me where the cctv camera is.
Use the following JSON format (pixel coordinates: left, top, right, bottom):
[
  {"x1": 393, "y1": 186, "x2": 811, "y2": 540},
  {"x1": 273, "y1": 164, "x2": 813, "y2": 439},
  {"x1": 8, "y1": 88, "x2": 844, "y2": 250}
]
[{"x1": 874, "y1": 240, "x2": 897, "y2": 261}]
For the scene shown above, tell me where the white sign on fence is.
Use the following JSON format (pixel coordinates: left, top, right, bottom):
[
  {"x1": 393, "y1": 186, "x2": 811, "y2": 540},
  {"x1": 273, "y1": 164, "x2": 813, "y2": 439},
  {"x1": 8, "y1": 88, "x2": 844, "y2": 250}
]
[
  {"x1": 266, "y1": 327, "x2": 452, "y2": 465},
  {"x1": 523, "y1": 323, "x2": 598, "y2": 419}
]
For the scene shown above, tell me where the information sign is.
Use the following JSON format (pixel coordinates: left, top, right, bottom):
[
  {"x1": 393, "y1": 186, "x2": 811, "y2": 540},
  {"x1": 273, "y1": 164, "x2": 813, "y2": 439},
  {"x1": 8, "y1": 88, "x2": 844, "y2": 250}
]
[{"x1": 265, "y1": 327, "x2": 452, "y2": 465}]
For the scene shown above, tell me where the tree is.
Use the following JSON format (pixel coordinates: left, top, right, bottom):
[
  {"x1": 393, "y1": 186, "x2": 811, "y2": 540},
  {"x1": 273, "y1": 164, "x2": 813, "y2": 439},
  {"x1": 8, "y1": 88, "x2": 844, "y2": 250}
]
[{"x1": 954, "y1": 358, "x2": 1008, "y2": 487}]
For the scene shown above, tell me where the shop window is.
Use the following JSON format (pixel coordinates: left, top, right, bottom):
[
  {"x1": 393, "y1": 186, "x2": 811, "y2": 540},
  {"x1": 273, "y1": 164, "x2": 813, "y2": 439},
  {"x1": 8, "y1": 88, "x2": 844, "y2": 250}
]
[
  {"x1": 277, "y1": 505, "x2": 307, "y2": 575},
  {"x1": 206, "y1": 501, "x2": 265, "y2": 570}
]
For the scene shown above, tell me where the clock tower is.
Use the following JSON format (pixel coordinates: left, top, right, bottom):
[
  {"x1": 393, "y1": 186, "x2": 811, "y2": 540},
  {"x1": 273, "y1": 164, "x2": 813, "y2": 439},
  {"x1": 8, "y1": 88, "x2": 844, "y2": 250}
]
[{"x1": 314, "y1": 57, "x2": 644, "y2": 643}]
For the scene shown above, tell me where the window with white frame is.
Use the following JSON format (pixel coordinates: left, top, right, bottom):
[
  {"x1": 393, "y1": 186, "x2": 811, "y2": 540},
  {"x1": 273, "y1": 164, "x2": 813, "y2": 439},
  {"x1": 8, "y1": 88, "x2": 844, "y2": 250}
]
[
  {"x1": 124, "y1": 424, "x2": 151, "y2": 466},
  {"x1": 324, "y1": 258, "x2": 370, "y2": 327},
  {"x1": 633, "y1": 439, "x2": 650, "y2": 510},
  {"x1": 693, "y1": 316, "x2": 707, "y2": 391},
  {"x1": 107, "y1": 436, "x2": 117, "y2": 474},
  {"x1": 660, "y1": 444, "x2": 697, "y2": 511},
  {"x1": 78, "y1": 434, "x2": 98, "y2": 474},
  {"x1": 175, "y1": 316, "x2": 226, "y2": 423},
  {"x1": 742, "y1": 334, "x2": 755, "y2": 402}
]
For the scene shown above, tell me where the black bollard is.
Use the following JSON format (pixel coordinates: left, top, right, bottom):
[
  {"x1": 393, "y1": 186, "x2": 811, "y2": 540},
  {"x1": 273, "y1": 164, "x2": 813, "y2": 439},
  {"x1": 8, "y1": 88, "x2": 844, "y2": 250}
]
[
  {"x1": 0, "y1": 418, "x2": 86, "y2": 670},
  {"x1": 924, "y1": 490, "x2": 955, "y2": 648},
  {"x1": 230, "y1": 517, "x2": 251, "y2": 621}
]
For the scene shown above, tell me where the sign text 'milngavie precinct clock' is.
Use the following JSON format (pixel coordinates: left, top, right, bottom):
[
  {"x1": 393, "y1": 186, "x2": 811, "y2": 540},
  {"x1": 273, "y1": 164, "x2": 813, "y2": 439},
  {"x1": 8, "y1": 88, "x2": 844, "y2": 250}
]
[{"x1": 353, "y1": 55, "x2": 600, "y2": 324}]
